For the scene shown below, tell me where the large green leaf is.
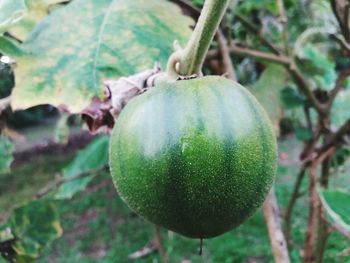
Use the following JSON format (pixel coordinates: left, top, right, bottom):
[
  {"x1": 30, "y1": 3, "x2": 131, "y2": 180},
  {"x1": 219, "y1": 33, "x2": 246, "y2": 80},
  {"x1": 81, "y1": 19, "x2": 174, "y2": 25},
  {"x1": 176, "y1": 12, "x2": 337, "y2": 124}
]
[
  {"x1": 3, "y1": 0, "x2": 193, "y2": 113},
  {"x1": 0, "y1": 135, "x2": 14, "y2": 174},
  {"x1": 9, "y1": 199, "x2": 62, "y2": 261},
  {"x1": 319, "y1": 189, "x2": 350, "y2": 232},
  {"x1": 8, "y1": 0, "x2": 70, "y2": 41},
  {"x1": 280, "y1": 86, "x2": 305, "y2": 109},
  {"x1": 250, "y1": 64, "x2": 288, "y2": 134},
  {"x1": 0, "y1": 0, "x2": 26, "y2": 34},
  {"x1": 55, "y1": 135, "x2": 109, "y2": 199}
]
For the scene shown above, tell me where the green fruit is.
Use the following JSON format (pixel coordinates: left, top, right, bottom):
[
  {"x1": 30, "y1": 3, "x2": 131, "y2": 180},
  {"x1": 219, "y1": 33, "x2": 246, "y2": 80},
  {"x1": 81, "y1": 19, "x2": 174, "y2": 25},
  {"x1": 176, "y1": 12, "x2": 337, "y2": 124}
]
[{"x1": 109, "y1": 76, "x2": 277, "y2": 238}]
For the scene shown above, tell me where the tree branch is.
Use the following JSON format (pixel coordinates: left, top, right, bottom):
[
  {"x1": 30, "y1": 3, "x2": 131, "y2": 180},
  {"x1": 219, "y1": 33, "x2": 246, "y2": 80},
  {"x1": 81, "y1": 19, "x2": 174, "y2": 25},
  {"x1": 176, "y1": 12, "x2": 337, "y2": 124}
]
[
  {"x1": 330, "y1": 0, "x2": 350, "y2": 42},
  {"x1": 317, "y1": 119, "x2": 350, "y2": 156},
  {"x1": 216, "y1": 31, "x2": 236, "y2": 80},
  {"x1": 287, "y1": 63, "x2": 325, "y2": 115},
  {"x1": 207, "y1": 44, "x2": 291, "y2": 65},
  {"x1": 263, "y1": 188, "x2": 291, "y2": 263}
]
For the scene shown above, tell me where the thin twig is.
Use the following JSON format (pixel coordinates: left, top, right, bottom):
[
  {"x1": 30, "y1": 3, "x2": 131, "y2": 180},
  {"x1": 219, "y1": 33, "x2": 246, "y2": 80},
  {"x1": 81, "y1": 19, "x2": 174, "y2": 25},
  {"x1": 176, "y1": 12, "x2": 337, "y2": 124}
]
[
  {"x1": 331, "y1": 34, "x2": 350, "y2": 52},
  {"x1": 330, "y1": 0, "x2": 350, "y2": 42},
  {"x1": 207, "y1": 44, "x2": 291, "y2": 65},
  {"x1": 288, "y1": 63, "x2": 325, "y2": 115},
  {"x1": 216, "y1": 30, "x2": 236, "y2": 80},
  {"x1": 317, "y1": 119, "x2": 350, "y2": 156},
  {"x1": 35, "y1": 165, "x2": 108, "y2": 198},
  {"x1": 263, "y1": 187, "x2": 291, "y2": 263},
  {"x1": 284, "y1": 164, "x2": 307, "y2": 246}
]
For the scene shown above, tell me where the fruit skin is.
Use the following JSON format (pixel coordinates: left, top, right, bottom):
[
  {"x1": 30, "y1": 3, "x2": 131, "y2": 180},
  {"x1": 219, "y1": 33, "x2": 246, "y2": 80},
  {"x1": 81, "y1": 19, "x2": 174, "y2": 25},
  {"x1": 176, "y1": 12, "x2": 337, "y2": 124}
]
[{"x1": 109, "y1": 76, "x2": 277, "y2": 239}]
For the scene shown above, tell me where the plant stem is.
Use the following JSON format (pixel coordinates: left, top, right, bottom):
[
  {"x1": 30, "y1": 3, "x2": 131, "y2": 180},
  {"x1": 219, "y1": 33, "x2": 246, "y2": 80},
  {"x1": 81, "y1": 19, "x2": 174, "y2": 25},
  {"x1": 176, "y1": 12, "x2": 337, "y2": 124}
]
[
  {"x1": 207, "y1": 44, "x2": 291, "y2": 65},
  {"x1": 174, "y1": 0, "x2": 231, "y2": 76},
  {"x1": 316, "y1": 156, "x2": 331, "y2": 263},
  {"x1": 303, "y1": 163, "x2": 319, "y2": 263},
  {"x1": 154, "y1": 227, "x2": 169, "y2": 263},
  {"x1": 263, "y1": 188, "x2": 291, "y2": 263},
  {"x1": 284, "y1": 165, "x2": 307, "y2": 246}
]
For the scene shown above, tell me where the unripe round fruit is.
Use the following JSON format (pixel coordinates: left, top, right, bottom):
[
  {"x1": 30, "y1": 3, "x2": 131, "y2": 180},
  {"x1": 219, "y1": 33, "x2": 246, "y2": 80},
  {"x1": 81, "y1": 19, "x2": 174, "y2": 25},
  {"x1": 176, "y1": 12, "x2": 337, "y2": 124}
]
[{"x1": 109, "y1": 76, "x2": 277, "y2": 239}]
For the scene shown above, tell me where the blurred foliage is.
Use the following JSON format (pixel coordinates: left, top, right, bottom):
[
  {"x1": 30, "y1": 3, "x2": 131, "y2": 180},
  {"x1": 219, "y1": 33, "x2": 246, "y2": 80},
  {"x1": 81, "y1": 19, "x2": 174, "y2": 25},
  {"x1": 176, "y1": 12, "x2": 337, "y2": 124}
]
[
  {"x1": 280, "y1": 86, "x2": 305, "y2": 109},
  {"x1": 250, "y1": 64, "x2": 287, "y2": 133},
  {"x1": 332, "y1": 88, "x2": 350, "y2": 127},
  {"x1": 0, "y1": 200, "x2": 62, "y2": 262},
  {"x1": 0, "y1": 0, "x2": 26, "y2": 34},
  {"x1": 296, "y1": 44, "x2": 336, "y2": 90},
  {"x1": 55, "y1": 136, "x2": 109, "y2": 199},
  {"x1": 331, "y1": 147, "x2": 350, "y2": 168},
  {"x1": 0, "y1": 60, "x2": 14, "y2": 99},
  {"x1": 0, "y1": 135, "x2": 14, "y2": 174},
  {"x1": 7, "y1": 0, "x2": 71, "y2": 41}
]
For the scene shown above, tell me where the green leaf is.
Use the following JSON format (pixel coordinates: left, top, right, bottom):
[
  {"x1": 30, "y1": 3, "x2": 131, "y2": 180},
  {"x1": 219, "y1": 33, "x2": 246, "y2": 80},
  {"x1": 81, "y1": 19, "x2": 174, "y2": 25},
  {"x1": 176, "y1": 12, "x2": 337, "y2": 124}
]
[
  {"x1": 0, "y1": 59, "x2": 14, "y2": 98},
  {"x1": 296, "y1": 44, "x2": 336, "y2": 90},
  {"x1": 251, "y1": 64, "x2": 288, "y2": 134},
  {"x1": 9, "y1": 199, "x2": 62, "y2": 260},
  {"x1": 55, "y1": 135, "x2": 109, "y2": 199},
  {"x1": 5, "y1": 0, "x2": 193, "y2": 113},
  {"x1": 0, "y1": 226, "x2": 14, "y2": 243},
  {"x1": 0, "y1": 36, "x2": 23, "y2": 57},
  {"x1": 280, "y1": 86, "x2": 305, "y2": 109},
  {"x1": 295, "y1": 126, "x2": 313, "y2": 141},
  {"x1": 0, "y1": 0, "x2": 26, "y2": 33},
  {"x1": 0, "y1": 135, "x2": 14, "y2": 174},
  {"x1": 8, "y1": 0, "x2": 71, "y2": 41},
  {"x1": 331, "y1": 147, "x2": 350, "y2": 168},
  {"x1": 12, "y1": 237, "x2": 40, "y2": 259},
  {"x1": 319, "y1": 189, "x2": 350, "y2": 231}
]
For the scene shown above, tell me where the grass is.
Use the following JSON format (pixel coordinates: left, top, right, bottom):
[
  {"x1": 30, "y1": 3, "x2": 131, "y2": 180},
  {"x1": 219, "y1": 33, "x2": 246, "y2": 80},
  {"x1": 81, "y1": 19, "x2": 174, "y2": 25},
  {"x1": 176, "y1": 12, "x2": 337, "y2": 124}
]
[{"x1": 0, "y1": 136, "x2": 349, "y2": 262}]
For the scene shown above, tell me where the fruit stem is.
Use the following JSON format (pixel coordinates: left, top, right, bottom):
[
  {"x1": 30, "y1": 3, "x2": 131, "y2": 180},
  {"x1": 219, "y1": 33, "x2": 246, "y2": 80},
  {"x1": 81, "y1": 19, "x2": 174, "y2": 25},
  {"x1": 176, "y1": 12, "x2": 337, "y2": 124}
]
[{"x1": 167, "y1": 0, "x2": 231, "y2": 77}]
